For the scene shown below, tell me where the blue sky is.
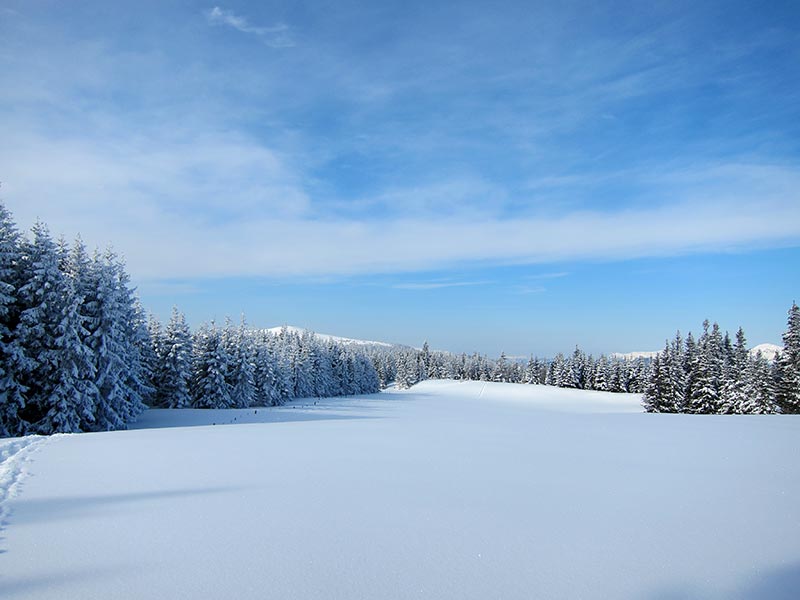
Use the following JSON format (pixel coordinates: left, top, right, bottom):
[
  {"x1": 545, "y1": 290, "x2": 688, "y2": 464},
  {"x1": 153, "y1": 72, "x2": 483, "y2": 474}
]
[{"x1": 1, "y1": 0, "x2": 798, "y2": 356}]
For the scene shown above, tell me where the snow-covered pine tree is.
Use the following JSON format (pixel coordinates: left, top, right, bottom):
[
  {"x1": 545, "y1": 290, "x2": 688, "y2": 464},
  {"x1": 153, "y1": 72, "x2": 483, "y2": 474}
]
[
  {"x1": 84, "y1": 249, "x2": 146, "y2": 430},
  {"x1": 593, "y1": 355, "x2": 609, "y2": 391},
  {"x1": 394, "y1": 351, "x2": 416, "y2": 389},
  {"x1": 665, "y1": 332, "x2": 687, "y2": 412},
  {"x1": 687, "y1": 321, "x2": 724, "y2": 414},
  {"x1": 0, "y1": 203, "x2": 28, "y2": 436},
  {"x1": 313, "y1": 341, "x2": 334, "y2": 397},
  {"x1": 608, "y1": 360, "x2": 625, "y2": 393},
  {"x1": 140, "y1": 313, "x2": 163, "y2": 407},
  {"x1": 156, "y1": 307, "x2": 193, "y2": 408},
  {"x1": 252, "y1": 331, "x2": 281, "y2": 405},
  {"x1": 523, "y1": 356, "x2": 541, "y2": 384},
  {"x1": 740, "y1": 351, "x2": 777, "y2": 414},
  {"x1": 226, "y1": 316, "x2": 255, "y2": 408},
  {"x1": 191, "y1": 322, "x2": 232, "y2": 408},
  {"x1": 271, "y1": 333, "x2": 294, "y2": 401},
  {"x1": 15, "y1": 222, "x2": 96, "y2": 433},
  {"x1": 492, "y1": 352, "x2": 509, "y2": 383},
  {"x1": 420, "y1": 341, "x2": 434, "y2": 380},
  {"x1": 545, "y1": 353, "x2": 563, "y2": 386},
  {"x1": 719, "y1": 327, "x2": 749, "y2": 414},
  {"x1": 683, "y1": 331, "x2": 697, "y2": 405},
  {"x1": 325, "y1": 340, "x2": 346, "y2": 397},
  {"x1": 291, "y1": 331, "x2": 315, "y2": 399},
  {"x1": 775, "y1": 302, "x2": 800, "y2": 413},
  {"x1": 126, "y1": 298, "x2": 156, "y2": 410},
  {"x1": 564, "y1": 347, "x2": 585, "y2": 389},
  {"x1": 643, "y1": 352, "x2": 666, "y2": 412},
  {"x1": 628, "y1": 358, "x2": 649, "y2": 394},
  {"x1": 43, "y1": 280, "x2": 98, "y2": 434}
]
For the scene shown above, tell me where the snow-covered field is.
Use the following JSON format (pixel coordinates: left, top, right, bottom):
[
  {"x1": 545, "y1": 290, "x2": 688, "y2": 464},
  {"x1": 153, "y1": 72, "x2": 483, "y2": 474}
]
[{"x1": 1, "y1": 381, "x2": 799, "y2": 599}]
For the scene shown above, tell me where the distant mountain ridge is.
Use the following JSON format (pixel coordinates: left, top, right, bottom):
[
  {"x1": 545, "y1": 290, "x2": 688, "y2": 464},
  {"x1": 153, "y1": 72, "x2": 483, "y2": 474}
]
[
  {"x1": 611, "y1": 351, "x2": 659, "y2": 360},
  {"x1": 265, "y1": 325, "x2": 399, "y2": 349},
  {"x1": 613, "y1": 344, "x2": 783, "y2": 362},
  {"x1": 749, "y1": 343, "x2": 782, "y2": 361}
]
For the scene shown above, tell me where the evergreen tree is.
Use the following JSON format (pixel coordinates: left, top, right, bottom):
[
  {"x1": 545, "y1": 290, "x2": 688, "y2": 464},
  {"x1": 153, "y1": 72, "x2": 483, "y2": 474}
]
[
  {"x1": 643, "y1": 353, "x2": 666, "y2": 412},
  {"x1": 0, "y1": 204, "x2": 28, "y2": 436},
  {"x1": 252, "y1": 331, "x2": 281, "y2": 405},
  {"x1": 191, "y1": 322, "x2": 232, "y2": 408},
  {"x1": 740, "y1": 351, "x2": 776, "y2": 414},
  {"x1": 141, "y1": 313, "x2": 163, "y2": 407},
  {"x1": 84, "y1": 250, "x2": 146, "y2": 430},
  {"x1": 775, "y1": 302, "x2": 800, "y2": 413},
  {"x1": 720, "y1": 327, "x2": 749, "y2": 414},
  {"x1": 492, "y1": 352, "x2": 509, "y2": 383},
  {"x1": 523, "y1": 356, "x2": 541, "y2": 384},
  {"x1": 593, "y1": 355, "x2": 609, "y2": 391},
  {"x1": 666, "y1": 332, "x2": 687, "y2": 412},
  {"x1": 226, "y1": 317, "x2": 255, "y2": 408},
  {"x1": 292, "y1": 331, "x2": 316, "y2": 399},
  {"x1": 687, "y1": 321, "x2": 724, "y2": 414},
  {"x1": 15, "y1": 222, "x2": 95, "y2": 432},
  {"x1": 156, "y1": 307, "x2": 193, "y2": 408}
]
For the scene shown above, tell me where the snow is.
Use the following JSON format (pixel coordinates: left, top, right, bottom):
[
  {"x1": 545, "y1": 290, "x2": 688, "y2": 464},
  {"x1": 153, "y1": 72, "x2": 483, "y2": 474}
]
[
  {"x1": 2, "y1": 380, "x2": 800, "y2": 599},
  {"x1": 750, "y1": 342, "x2": 783, "y2": 361},
  {"x1": 266, "y1": 325, "x2": 396, "y2": 348},
  {"x1": 611, "y1": 350, "x2": 659, "y2": 360}
]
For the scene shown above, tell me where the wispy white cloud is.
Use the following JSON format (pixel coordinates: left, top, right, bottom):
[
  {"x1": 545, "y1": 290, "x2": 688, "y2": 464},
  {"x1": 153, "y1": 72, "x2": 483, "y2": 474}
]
[
  {"x1": 2, "y1": 3, "x2": 798, "y2": 286},
  {"x1": 205, "y1": 6, "x2": 293, "y2": 48},
  {"x1": 4, "y1": 154, "x2": 799, "y2": 282}
]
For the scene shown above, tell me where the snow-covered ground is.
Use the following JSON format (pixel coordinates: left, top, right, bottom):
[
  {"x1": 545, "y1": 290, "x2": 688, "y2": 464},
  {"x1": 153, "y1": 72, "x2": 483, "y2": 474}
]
[{"x1": 2, "y1": 381, "x2": 799, "y2": 599}]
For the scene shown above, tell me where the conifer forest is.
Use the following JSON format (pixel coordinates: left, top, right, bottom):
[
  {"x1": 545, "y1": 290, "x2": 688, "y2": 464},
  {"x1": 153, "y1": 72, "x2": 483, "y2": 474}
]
[{"x1": 1, "y1": 202, "x2": 798, "y2": 437}]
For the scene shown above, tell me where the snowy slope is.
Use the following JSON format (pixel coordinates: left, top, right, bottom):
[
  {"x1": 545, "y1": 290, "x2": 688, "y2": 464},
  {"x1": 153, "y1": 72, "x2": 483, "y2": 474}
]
[
  {"x1": 750, "y1": 343, "x2": 782, "y2": 361},
  {"x1": 2, "y1": 381, "x2": 800, "y2": 600},
  {"x1": 611, "y1": 350, "x2": 659, "y2": 360},
  {"x1": 266, "y1": 325, "x2": 397, "y2": 348}
]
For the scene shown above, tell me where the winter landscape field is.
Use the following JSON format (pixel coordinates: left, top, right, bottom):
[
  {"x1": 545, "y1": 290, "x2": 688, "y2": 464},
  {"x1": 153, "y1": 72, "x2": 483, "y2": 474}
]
[
  {"x1": 2, "y1": 380, "x2": 799, "y2": 600},
  {"x1": 3, "y1": 1, "x2": 800, "y2": 599}
]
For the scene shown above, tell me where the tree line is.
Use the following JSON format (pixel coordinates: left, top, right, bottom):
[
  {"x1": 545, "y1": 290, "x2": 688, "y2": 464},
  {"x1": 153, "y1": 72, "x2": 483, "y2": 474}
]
[
  {"x1": 2, "y1": 198, "x2": 798, "y2": 437},
  {"x1": 643, "y1": 307, "x2": 800, "y2": 414},
  {"x1": 147, "y1": 313, "x2": 380, "y2": 411},
  {"x1": 370, "y1": 342, "x2": 650, "y2": 394},
  {"x1": 368, "y1": 308, "x2": 800, "y2": 415},
  {"x1": 0, "y1": 203, "x2": 380, "y2": 437}
]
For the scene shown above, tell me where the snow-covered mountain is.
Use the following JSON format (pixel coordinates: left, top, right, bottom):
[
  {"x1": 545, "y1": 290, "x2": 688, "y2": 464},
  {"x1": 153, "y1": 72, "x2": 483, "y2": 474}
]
[
  {"x1": 611, "y1": 351, "x2": 659, "y2": 360},
  {"x1": 266, "y1": 325, "x2": 397, "y2": 349},
  {"x1": 750, "y1": 343, "x2": 782, "y2": 361},
  {"x1": 613, "y1": 344, "x2": 782, "y2": 362}
]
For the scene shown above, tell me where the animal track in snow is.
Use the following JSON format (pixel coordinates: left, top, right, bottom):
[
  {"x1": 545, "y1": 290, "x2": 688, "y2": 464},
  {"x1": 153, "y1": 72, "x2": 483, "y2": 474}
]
[{"x1": 0, "y1": 435, "x2": 50, "y2": 538}]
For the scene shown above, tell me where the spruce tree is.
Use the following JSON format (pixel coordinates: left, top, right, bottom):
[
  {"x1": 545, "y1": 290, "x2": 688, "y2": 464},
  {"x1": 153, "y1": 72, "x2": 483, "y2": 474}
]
[
  {"x1": 687, "y1": 321, "x2": 724, "y2": 414},
  {"x1": 191, "y1": 322, "x2": 232, "y2": 408},
  {"x1": 720, "y1": 327, "x2": 749, "y2": 414},
  {"x1": 226, "y1": 316, "x2": 255, "y2": 408},
  {"x1": 775, "y1": 302, "x2": 800, "y2": 413},
  {"x1": 740, "y1": 351, "x2": 777, "y2": 414},
  {"x1": 0, "y1": 204, "x2": 28, "y2": 436},
  {"x1": 643, "y1": 352, "x2": 667, "y2": 412},
  {"x1": 253, "y1": 331, "x2": 281, "y2": 405},
  {"x1": 84, "y1": 250, "x2": 146, "y2": 430},
  {"x1": 156, "y1": 307, "x2": 193, "y2": 408},
  {"x1": 15, "y1": 222, "x2": 95, "y2": 432}
]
